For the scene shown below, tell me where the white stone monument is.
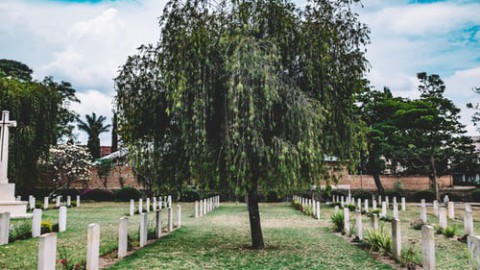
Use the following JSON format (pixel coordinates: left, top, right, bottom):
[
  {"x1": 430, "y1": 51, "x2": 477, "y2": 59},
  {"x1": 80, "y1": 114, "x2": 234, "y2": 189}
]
[{"x1": 0, "y1": 111, "x2": 28, "y2": 217}]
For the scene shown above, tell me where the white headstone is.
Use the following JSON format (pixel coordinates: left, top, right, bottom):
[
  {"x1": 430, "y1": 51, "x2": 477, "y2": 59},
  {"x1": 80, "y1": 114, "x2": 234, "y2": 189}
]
[
  {"x1": 465, "y1": 210, "x2": 474, "y2": 237},
  {"x1": 356, "y1": 212, "x2": 363, "y2": 240},
  {"x1": 385, "y1": 196, "x2": 389, "y2": 209},
  {"x1": 43, "y1": 197, "x2": 49, "y2": 210},
  {"x1": 38, "y1": 233, "x2": 57, "y2": 270},
  {"x1": 392, "y1": 218, "x2": 401, "y2": 261},
  {"x1": 32, "y1": 209, "x2": 42, "y2": 238},
  {"x1": 372, "y1": 200, "x2": 377, "y2": 211},
  {"x1": 153, "y1": 197, "x2": 157, "y2": 211},
  {"x1": 146, "y1": 198, "x2": 150, "y2": 212},
  {"x1": 448, "y1": 201, "x2": 454, "y2": 219},
  {"x1": 138, "y1": 199, "x2": 143, "y2": 214},
  {"x1": 66, "y1": 196, "x2": 71, "y2": 207},
  {"x1": 393, "y1": 201, "x2": 398, "y2": 219},
  {"x1": 357, "y1": 198, "x2": 361, "y2": 212},
  {"x1": 381, "y1": 201, "x2": 387, "y2": 218},
  {"x1": 364, "y1": 199, "x2": 369, "y2": 213},
  {"x1": 155, "y1": 210, "x2": 162, "y2": 239},
  {"x1": 118, "y1": 217, "x2": 128, "y2": 259},
  {"x1": 129, "y1": 199, "x2": 135, "y2": 216},
  {"x1": 468, "y1": 235, "x2": 480, "y2": 269},
  {"x1": 439, "y1": 207, "x2": 447, "y2": 229},
  {"x1": 139, "y1": 213, "x2": 148, "y2": 247},
  {"x1": 59, "y1": 206, "x2": 67, "y2": 232},
  {"x1": 168, "y1": 207, "x2": 173, "y2": 232},
  {"x1": 371, "y1": 214, "x2": 379, "y2": 231},
  {"x1": 344, "y1": 208, "x2": 350, "y2": 236},
  {"x1": 76, "y1": 195, "x2": 80, "y2": 207},
  {"x1": 0, "y1": 212, "x2": 10, "y2": 245},
  {"x1": 401, "y1": 197, "x2": 406, "y2": 211},
  {"x1": 420, "y1": 202, "x2": 427, "y2": 223},
  {"x1": 421, "y1": 225, "x2": 436, "y2": 270},
  {"x1": 177, "y1": 205, "x2": 182, "y2": 228},
  {"x1": 199, "y1": 200, "x2": 203, "y2": 217},
  {"x1": 86, "y1": 223, "x2": 100, "y2": 270},
  {"x1": 316, "y1": 201, "x2": 320, "y2": 220},
  {"x1": 194, "y1": 201, "x2": 199, "y2": 218},
  {"x1": 433, "y1": 200, "x2": 439, "y2": 217}
]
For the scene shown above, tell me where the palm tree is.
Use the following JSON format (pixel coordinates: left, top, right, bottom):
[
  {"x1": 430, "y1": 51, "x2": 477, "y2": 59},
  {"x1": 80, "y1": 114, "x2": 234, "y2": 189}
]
[{"x1": 77, "y1": 113, "x2": 111, "y2": 160}]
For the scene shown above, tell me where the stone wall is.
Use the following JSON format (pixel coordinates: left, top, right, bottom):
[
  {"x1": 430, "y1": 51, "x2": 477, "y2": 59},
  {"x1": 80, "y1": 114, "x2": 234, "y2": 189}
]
[
  {"x1": 70, "y1": 165, "x2": 142, "y2": 189},
  {"x1": 334, "y1": 174, "x2": 452, "y2": 190}
]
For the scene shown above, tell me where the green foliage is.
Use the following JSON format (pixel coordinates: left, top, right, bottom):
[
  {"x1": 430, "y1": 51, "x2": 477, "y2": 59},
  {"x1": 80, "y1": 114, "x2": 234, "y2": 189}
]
[
  {"x1": 114, "y1": 0, "x2": 369, "y2": 197},
  {"x1": 401, "y1": 240, "x2": 421, "y2": 269},
  {"x1": 352, "y1": 191, "x2": 372, "y2": 200},
  {"x1": 472, "y1": 189, "x2": 480, "y2": 202},
  {"x1": 410, "y1": 219, "x2": 425, "y2": 230},
  {"x1": 57, "y1": 247, "x2": 85, "y2": 270},
  {"x1": 411, "y1": 190, "x2": 435, "y2": 202},
  {"x1": 370, "y1": 209, "x2": 381, "y2": 215},
  {"x1": 95, "y1": 158, "x2": 115, "y2": 188},
  {"x1": 83, "y1": 189, "x2": 114, "y2": 201},
  {"x1": 77, "y1": 112, "x2": 111, "y2": 160},
  {"x1": 330, "y1": 211, "x2": 345, "y2": 233},
  {"x1": 0, "y1": 67, "x2": 79, "y2": 190},
  {"x1": 41, "y1": 221, "x2": 54, "y2": 234},
  {"x1": 180, "y1": 188, "x2": 200, "y2": 202},
  {"x1": 304, "y1": 205, "x2": 313, "y2": 216},
  {"x1": 364, "y1": 225, "x2": 392, "y2": 255},
  {"x1": 379, "y1": 215, "x2": 393, "y2": 222},
  {"x1": 291, "y1": 200, "x2": 301, "y2": 211},
  {"x1": 0, "y1": 59, "x2": 33, "y2": 81},
  {"x1": 443, "y1": 226, "x2": 457, "y2": 238},
  {"x1": 115, "y1": 186, "x2": 142, "y2": 202},
  {"x1": 346, "y1": 204, "x2": 357, "y2": 212},
  {"x1": 393, "y1": 181, "x2": 404, "y2": 191},
  {"x1": 9, "y1": 220, "x2": 32, "y2": 242}
]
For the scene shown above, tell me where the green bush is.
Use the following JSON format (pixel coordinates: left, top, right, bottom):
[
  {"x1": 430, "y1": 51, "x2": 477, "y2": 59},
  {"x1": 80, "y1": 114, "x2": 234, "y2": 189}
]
[
  {"x1": 82, "y1": 188, "x2": 114, "y2": 201},
  {"x1": 180, "y1": 188, "x2": 200, "y2": 202},
  {"x1": 379, "y1": 215, "x2": 393, "y2": 222},
  {"x1": 267, "y1": 191, "x2": 282, "y2": 202},
  {"x1": 331, "y1": 211, "x2": 345, "y2": 232},
  {"x1": 352, "y1": 190, "x2": 372, "y2": 200},
  {"x1": 57, "y1": 189, "x2": 80, "y2": 197},
  {"x1": 114, "y1": 187, "x2": 142, "y2": 202},
  {"x1": 410, "y1": 219, "x2": 425, "y2": 230},
  {"x1": 410, "y1": 190, "x2": 435, "y2": 202},
  {"x1": 305, "y1": 205, "x2": 312, "y2": 216},
  {"x1": 35, "y1": 202, "x2": 43, "y2": 209},
  {"x1": 384, "y1": 190, "x2": 403, "y2": 199},
  {"x1": 9, "y1": 220, "x2": 32, "y2": 242},
  {"x1": 443, "y1": 226, "x2": 457, "y2": 238},
  {"x1": 471, "y1": 189, "x2": 480, "y2": 202},
  {"x1": 364, "y1": 225, "x2": 392, "y2": 255},
  {"x1": 346, "y1": 204, "x2": 356, "y2": 212},
  {"x1": 41, "y1": 221, "x2": 54, "y2": 234},
  {"x1": 291, "y1": 200, "x2": 301, "y2": 210}
]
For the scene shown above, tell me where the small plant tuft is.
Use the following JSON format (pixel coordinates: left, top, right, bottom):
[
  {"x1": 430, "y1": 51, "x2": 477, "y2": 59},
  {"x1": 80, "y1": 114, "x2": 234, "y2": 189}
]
[
  {"x1": 364, "y1": 224, "x2": 392, "y2": 256},
  {"x1": 443, "y1": 226, "x2": 456, "y2": 238},
  {"x1": 330, "y1": 211, "x2": 345, "y2": 233}
]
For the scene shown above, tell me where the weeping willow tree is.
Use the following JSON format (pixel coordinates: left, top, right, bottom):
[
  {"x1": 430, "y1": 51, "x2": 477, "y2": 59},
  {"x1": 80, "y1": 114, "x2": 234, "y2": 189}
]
[{"x1": 115, "y1": 0, "x2": 369, "y2": 248}]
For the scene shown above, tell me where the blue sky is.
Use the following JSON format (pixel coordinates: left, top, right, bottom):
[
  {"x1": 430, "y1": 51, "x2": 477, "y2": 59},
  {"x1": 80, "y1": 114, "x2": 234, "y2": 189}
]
[{"x1": 0, "y1": 0, "x2": 479, "y2": 145}]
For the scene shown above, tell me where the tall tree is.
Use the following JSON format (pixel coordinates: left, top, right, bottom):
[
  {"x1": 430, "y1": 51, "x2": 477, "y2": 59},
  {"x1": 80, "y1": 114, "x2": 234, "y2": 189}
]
[
  {"x1": 77, "y1": 113, "x2": 111, "y2": 160},
  {"x1": 393, "y1": 72, "x2": 472, "y2": 200},
  {"x1": 115, "y1": 0, "x2": 369, "y2": 248},
  {"x1": 111, "y1": 112, "x2": 118, "y2": 153},
  {"x1": 0, "y1": 60, "x2": 79, "y2": 191}
]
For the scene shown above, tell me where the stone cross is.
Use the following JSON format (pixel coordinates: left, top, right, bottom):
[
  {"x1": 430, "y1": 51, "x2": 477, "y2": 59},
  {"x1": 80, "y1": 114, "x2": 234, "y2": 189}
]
[{"x1": 0, "y1": 111, "x2": 16, "y2": 184}]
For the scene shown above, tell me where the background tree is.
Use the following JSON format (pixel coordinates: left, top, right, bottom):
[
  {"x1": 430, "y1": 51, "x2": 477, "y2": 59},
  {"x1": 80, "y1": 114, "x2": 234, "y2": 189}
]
[
  {"x1": 115, "y1": 0, "x2": 369, "y2": 248},
  {"x1": 95, "y1": 158, "x2": 115, "y2": 188},
  {"x1": 77, "y1": 113, "x2": 111, "y2": 160},
  {"x1": 39, "y1": 143, "x2": 92, "y2": 189},
  {"x1": 111, "y1": 112, "x2": 119, "y2": 153},
  {"x1": 391, "y1": 72, "x2": 473, "y2": 200},
  {"x1": 0, "y1": 60, "x2": 79, "y2": 191}
]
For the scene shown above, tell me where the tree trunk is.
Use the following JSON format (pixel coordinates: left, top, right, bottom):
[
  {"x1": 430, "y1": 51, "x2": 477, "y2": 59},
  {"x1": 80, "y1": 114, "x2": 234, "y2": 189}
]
[
  {"x1": 373, "y1": 173, "x2": 384, "y2": 195},
  {"x1": 247, "y1": 182, "x2": 264, "y2": 249},
  {"x1": 430, "y1": 155, "x2": 440, "y2": 201}
]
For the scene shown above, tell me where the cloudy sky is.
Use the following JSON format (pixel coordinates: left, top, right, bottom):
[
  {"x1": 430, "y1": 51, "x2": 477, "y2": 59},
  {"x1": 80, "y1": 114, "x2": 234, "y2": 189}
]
[{"x1": 0, "y1": 0, "x2": 479, "y2": 146}]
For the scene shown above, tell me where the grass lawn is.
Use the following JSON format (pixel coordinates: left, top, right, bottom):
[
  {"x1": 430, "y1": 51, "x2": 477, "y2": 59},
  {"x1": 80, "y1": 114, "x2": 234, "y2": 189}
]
[
  {"x1": 0, "y1": 200, "x2": 474, "y2": 269},
  {"x1": 107, "y1": 203, "x2": 394, "y2": 270}
]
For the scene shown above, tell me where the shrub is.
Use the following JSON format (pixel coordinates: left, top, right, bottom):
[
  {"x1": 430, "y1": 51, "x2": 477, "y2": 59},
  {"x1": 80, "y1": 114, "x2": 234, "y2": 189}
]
[
  {"x1": 443, "y1": 226, "x2": 456, "y2": 238},
  {"x1": 180, "y1": 188, "x2": 200, "y2": 202},
  {"x1": 291, "y1": 200, "x2": 302, "y2": 211},
  {"x1": 41, "y1": 221, "x2": 54, "y2": 234},
  {"x1": 70, "y1": 201, "x2": 77, "y2": 207},
  {"x1": 442, "y1": 192, "x2": 463, "y2": 202},
  {"x1": 410, "y1": 219, "x2": 425, "y2": 230},
  {"x1": 401, "y1": 240, "x2": 421, "y2": 269},
  {"x1": 384, "y1": 190, "x2": 403, "y2": 199},
  {"x1": 346, "y1": 204, "x2": 356, "y2": 212},
  {"x1": 379, "y1": 215, "x2": 393, "y2": 222},
  {"x1": 434, "y1": 225, "x2": 443, "y2": 235},
  {"x1": 56, "y1": 189, "x2": 80, "y2": 197},
  {"x1": 471, "y1": 189, "x2": 480, "y2": 202},
  {"x1": 35, "y1": 202, "x2": 43, "y2": 209},
  {"x1": 114, "y1": 187, "x2": 142, "y2": 202},
  {"x1": 410, "y1": 190, "x2": 435, "y2": 202},
  {"x1": 9, "y1": 220, "x2": 32, "y2": 242},
  {"x1": 352, "y1": 190, "x2": 372, "y2": 200},
  {"x1": 267, "y1": 191, "x2": 282, "y2": 202},
  {"x1": 331, "y1": 211, "x2": 345, "y2": 232},
  {"x1": 83, "y1": 188, "x2": 114, "y2": 201},
  {"x1": 305, "y1": 205, "x2": 313, "y2": 216},
  {"x1": 364, "y1": 225, "x2": 392, "y2": 255}
]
